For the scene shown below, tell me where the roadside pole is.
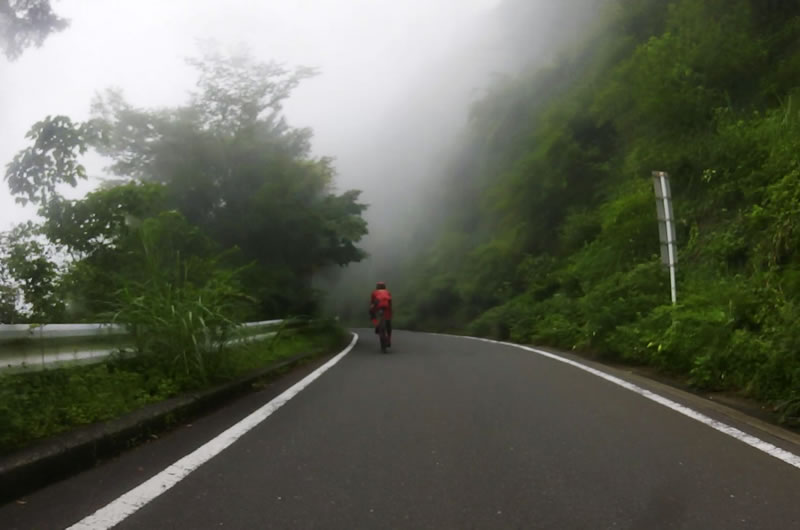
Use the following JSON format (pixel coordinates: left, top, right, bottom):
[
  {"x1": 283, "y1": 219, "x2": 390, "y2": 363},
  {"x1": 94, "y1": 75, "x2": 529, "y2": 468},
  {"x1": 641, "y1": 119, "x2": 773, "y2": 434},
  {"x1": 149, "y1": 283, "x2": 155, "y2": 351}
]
[{"x1": 652, "y1": 171, "x2": 677, "y2": 305}]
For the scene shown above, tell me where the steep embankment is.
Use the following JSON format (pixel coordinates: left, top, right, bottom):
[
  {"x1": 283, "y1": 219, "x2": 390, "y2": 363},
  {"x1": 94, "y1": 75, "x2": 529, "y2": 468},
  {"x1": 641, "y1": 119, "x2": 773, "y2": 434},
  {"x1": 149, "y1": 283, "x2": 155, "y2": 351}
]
[{"x1": 397, "y1": 0, "x2": 800, "y2": 420}]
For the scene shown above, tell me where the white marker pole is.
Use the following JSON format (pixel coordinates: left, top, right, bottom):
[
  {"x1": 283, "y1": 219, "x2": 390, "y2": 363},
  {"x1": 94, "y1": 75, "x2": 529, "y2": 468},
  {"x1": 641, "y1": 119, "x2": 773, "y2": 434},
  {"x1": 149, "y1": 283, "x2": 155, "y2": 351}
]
[
  {"x1": 653, "y1": 171, "x2": 677, "y2": 305},
  {"x1": 659, "y1": 173, "x2": 677, "y2": 305}
]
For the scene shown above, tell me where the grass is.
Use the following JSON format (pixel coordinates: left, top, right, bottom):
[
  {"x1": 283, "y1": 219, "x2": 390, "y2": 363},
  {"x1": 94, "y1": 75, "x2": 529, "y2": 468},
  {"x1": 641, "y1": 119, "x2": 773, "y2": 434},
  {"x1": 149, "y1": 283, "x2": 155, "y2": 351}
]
[
  {"x1": 0, "y1": 322, "x2": 349, "y2": 455},
  {"x1": 218, "y1": 322, "x2": 348, "y2": 378}
]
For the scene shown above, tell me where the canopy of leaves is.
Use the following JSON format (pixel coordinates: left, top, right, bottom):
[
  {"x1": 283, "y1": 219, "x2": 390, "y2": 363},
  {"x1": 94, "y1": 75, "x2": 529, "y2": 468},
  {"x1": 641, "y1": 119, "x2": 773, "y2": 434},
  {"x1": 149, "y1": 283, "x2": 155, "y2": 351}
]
[
  {"x1": 0, "y1": 0, "x2": 67, "y2": 60},
  {"x1": 0, "y1": 222, "x2": 63, "y2": 321},
  {"x1": 2, "y1": 47, "x2": 367, "y2": 322}
]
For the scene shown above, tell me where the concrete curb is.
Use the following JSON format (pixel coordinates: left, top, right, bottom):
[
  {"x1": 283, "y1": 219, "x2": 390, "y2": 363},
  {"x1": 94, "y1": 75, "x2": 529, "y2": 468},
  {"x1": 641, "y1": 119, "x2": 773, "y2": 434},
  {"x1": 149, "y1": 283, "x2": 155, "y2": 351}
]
[{"x1": 0, "y1": 348, "x2": 328, "y2": 504}]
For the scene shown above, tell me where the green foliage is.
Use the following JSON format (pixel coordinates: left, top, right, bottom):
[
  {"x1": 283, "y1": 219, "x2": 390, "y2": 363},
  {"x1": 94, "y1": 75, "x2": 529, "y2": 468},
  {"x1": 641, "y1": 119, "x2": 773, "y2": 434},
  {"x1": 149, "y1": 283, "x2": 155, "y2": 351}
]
[
  {"x1": 5, "y1": 116, "x2": 100, "y2": 206},
  {"x1": 0, "y1": 28, "x2": 365, "y2": 453},
  {"x1": 398, "y1": 0, "x2": 800, "y2": 414},
  {"x1": 0, "y1": 222, "x2": 64, "y2": 322},
  {"x1": 0, "y1": 283, "x2": 20, "y2": 323},
  {"x1": 41, "y1": 181, "x2": 167, "y2": 256},
  {"x1": 0, "y1": 324, "x2": 346, "y2": 454},
  {"x1": 0, "y1": 0, "x2": 68, "y2": 60},
  {"x1": 185, "y1": 45, "x2": 317, "y2": 135},
  {"x1": 4, "y1": 47, "x2": 367, "y2": 321},
  {"x1": 109, "y1": 213, "x2": 253, "y2": 385}
]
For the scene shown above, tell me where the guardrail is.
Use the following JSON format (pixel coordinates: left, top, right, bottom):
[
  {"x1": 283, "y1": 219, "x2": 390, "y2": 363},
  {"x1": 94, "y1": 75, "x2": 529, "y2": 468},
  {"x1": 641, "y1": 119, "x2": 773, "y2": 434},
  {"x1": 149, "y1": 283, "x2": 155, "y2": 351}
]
[
  {"x1": 0, "y1": 320, "x2": 287, "y2": 372},
  {"x1": 0, "y1": 323, "x2": 127, "y2": 341}
]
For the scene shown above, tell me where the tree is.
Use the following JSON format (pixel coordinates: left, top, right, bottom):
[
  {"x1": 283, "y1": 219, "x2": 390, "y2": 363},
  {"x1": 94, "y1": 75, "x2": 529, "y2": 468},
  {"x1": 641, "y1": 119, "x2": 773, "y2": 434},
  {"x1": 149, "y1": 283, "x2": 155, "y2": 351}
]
[
  {"x1": 41, "y1": 181, "x2": 166, "y2": 257},
  {"x1": 0, "y1": 284, "x2": 19, "y2": 323},
  {"x1": 0, "y1": 222, "x2": 63, "y2": 321},
  {"x1": 41, "y1": 182, "x2": 173, "y2": 317},
  {"x1": 0, "y1": 0, "x2": 68, "y2": 60},
  {"x1": 0, "y1": 255, "x2": 21, "y2": 324},
  {"x1": 5, "y1": 47, "x2": 368, "y2": 318},
  {"x1": 186, "y1": 46, "x2": 317, "y2": 136},
  {"x1": 89, "y1": 49, "x2": 367, "y2": 314},
  {"x1": 5, "y1": 115, "x2": 100, "y2": 207}
]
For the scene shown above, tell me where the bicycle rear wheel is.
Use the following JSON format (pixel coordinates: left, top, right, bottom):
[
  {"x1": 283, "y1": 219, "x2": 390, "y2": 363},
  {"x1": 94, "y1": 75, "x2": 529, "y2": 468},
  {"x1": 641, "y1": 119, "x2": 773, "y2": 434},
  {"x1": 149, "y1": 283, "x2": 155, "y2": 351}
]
[{"x1": 377, "y1": 312, "x2": 388, "y2": 353}]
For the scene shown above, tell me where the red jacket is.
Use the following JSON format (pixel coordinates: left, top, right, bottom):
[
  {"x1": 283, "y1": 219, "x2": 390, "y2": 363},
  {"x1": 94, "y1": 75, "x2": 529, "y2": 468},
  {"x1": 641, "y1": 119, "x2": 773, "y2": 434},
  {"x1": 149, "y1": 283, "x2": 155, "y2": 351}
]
[{"x1": 370, "y1": 289, "x2": 392, "y2": 320}]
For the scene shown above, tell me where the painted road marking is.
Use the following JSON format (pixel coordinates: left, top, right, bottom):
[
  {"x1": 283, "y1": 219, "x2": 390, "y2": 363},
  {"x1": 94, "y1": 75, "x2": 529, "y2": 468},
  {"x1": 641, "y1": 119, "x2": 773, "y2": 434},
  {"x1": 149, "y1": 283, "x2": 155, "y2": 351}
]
[
  {"x1": 67, "y1": 333, "x2": 360, "y2": 530},
  {"x1": 449, "y1": 334, "x2": 800, "y2": 471}
]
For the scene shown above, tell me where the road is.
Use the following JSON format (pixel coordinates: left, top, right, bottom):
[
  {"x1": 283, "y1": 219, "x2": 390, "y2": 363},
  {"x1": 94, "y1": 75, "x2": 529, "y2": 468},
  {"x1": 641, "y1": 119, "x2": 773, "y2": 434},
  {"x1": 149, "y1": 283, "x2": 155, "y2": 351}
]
[{"x1": 2, "y1": 330, "x2": 799, "y2": 529}]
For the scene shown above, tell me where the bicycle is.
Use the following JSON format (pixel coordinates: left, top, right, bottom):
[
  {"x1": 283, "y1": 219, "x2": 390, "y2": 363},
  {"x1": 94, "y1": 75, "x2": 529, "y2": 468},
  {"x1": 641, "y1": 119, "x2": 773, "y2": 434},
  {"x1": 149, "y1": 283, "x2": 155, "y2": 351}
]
[{"x1": 376, "y1": 309, "x2": 389, "y2": 353}]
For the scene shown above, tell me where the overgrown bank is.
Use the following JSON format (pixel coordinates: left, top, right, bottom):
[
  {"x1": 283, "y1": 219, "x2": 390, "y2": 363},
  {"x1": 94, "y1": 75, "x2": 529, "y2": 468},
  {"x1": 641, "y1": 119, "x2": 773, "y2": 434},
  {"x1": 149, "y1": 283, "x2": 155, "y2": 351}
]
[
  {"x1": 396, "y1": 0, "x2": 800, "y2": 423},
  {"x1": 0, "y1": 322, "x2": 349, "y2": 455}
]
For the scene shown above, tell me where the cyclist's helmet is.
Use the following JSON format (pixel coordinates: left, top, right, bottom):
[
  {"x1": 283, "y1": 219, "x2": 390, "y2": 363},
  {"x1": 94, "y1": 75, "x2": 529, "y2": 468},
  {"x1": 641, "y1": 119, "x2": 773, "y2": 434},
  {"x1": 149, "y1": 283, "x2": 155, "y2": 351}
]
[{"x1": 376, "y1": 281, "x2": 387, "y2": 290}]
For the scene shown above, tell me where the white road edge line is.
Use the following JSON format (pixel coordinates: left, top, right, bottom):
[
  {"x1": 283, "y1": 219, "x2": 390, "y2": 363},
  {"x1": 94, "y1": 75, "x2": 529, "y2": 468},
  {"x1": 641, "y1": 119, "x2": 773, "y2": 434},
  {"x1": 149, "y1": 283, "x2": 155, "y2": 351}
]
[
  {"x1": 444, "y1": 334, "x2": 800, "y2": 471},
  {"x1": 67, "y1": 333, "x2": 360, "y2": 530}
]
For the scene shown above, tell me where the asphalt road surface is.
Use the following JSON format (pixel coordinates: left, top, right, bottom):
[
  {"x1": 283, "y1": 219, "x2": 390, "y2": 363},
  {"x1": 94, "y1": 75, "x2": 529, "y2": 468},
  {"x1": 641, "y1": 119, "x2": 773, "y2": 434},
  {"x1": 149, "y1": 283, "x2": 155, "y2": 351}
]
[{"x1": 2, "y1": 330, "x2": 799, "y2": 529}]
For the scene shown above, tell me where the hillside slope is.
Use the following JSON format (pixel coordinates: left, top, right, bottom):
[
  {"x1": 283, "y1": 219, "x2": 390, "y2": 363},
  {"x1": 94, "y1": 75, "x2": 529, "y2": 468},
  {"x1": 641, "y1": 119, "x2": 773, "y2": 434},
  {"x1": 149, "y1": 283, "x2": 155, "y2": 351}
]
[{"x1": 397, "y1": 0, "x2": 800, "y2": 419}]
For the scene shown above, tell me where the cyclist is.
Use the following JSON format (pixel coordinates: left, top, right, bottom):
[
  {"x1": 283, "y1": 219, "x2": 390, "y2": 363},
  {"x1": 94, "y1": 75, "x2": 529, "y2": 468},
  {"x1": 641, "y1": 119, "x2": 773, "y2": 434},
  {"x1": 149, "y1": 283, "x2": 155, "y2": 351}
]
[{"x1": 369, "y1": 281, "x2": 392, "y2": 347}]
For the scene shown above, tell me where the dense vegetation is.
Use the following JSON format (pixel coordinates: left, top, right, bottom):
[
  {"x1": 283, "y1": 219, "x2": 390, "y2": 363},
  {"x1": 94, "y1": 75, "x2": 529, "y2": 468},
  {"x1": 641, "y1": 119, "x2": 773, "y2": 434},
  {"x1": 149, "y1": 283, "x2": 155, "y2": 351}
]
[
  {"x1": 0, "y1": 42, "x2": 365, "y2": 447},
  {"x1": 396, "y1": 0, "x2": 800, "y2": 421},
  {"x1": 0, "y1": 322, "x2": 348, "y2": 453},
  {"x1": 1, "y1": 48, "x2": 367, "y2": 330}
]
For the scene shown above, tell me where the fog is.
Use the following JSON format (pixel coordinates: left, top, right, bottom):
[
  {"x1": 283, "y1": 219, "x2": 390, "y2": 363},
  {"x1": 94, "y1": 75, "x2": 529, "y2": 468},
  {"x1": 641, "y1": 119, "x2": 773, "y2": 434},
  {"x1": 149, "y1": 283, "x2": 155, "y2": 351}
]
[
  {"x1": 1, "y1": 0, "x2": 499, "y2": 229},
  {"x1": 1, "y1": 0, "x2": 603, "y2": 314},
  {"x1": 311, "y1": 0, "x2": 607, "y2": 315}
]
